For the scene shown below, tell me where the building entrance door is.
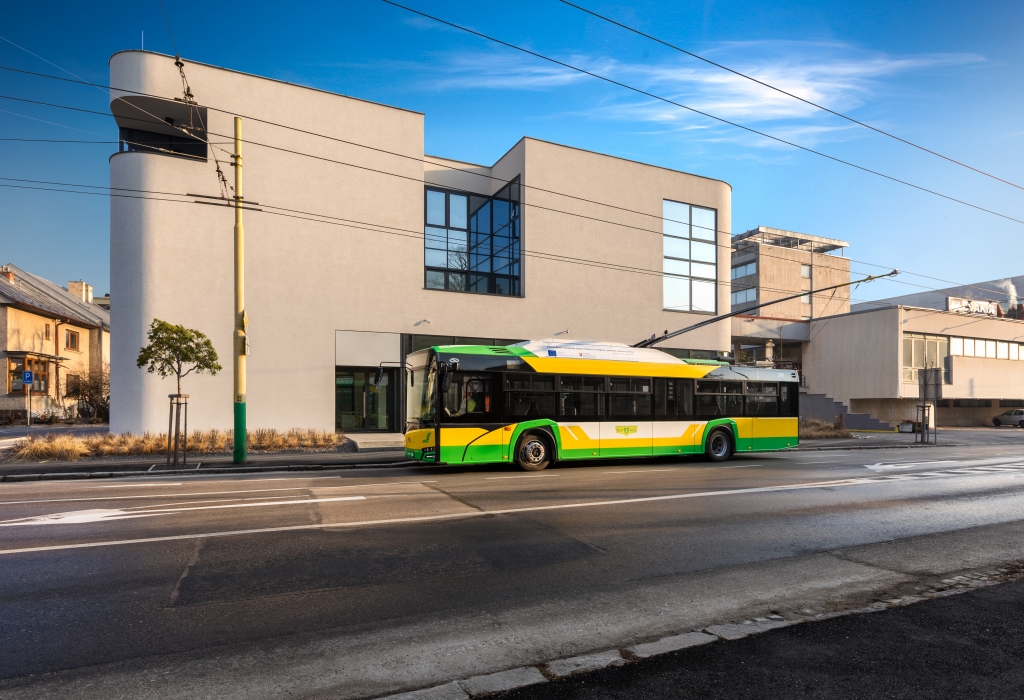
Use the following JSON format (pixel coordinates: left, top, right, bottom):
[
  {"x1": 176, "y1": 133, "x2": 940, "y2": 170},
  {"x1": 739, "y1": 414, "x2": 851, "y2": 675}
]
[{"x1": 335, "y1": 368, "x2": 397, "y2": 432}]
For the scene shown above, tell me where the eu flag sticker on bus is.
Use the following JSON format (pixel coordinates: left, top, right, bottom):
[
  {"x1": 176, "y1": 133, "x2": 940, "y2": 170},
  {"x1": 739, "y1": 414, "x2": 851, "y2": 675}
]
[
  {"x1": 548, "y1": 350, "x2": 557, "y2": 356},
  {"x1": 22, "y1": 371, "x2": 33, "y2": 385}
]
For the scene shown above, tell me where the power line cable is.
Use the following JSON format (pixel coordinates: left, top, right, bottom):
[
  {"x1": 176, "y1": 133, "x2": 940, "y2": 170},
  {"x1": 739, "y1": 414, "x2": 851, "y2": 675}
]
[
  {"x1": 556, "y1": 0, "x2": 1024, "y2": 193},
  {"x1": 0, "y1": 87, "x2": 1012, "y2": 300},
  {"x1": 0, "y1": 175, "x2": 990, "y2": 308},
  {"x1": 0, "y1": 67, "x2": 1016, "y2": 296},
  {"x1": 380, "y1": 1, "x2": 1024, "y2": 227},
  {"x1": 0, "y1": 69, "x2": 1012, "y2": 300}
]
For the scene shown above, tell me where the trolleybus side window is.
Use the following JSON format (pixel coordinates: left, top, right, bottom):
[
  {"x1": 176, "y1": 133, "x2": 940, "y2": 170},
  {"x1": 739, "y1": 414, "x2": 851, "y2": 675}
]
[
  {"x1": 745, "y1": 382, "x2": 779, "y2": 416},
  {"x1": 608, "y1": 376, "x2": 652, "y2": 417},
  {"x1": 504, "y1": 374, "x2": 557, "y2": 418},
  {"x1": 696, "y1": 380, "x2": 743, "y2": 417},
  {"x1": 443, "y1": 372, "x2": 498, "y2": 421},
  {"x1": 558, "y1": 375, "x2": 605, "y2": 418},
  {"x1": 780, "y1": 382, "x2": 799, "y2": 417},
  {"x1": 655, "y1": 378, "x2": 694, "y2": 419}
]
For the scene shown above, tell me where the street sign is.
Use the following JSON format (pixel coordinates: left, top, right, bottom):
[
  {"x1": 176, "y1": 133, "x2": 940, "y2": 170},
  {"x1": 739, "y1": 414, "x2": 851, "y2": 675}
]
[{"x1": 22, "y1": 371, "x2": 32, "y2": 385}]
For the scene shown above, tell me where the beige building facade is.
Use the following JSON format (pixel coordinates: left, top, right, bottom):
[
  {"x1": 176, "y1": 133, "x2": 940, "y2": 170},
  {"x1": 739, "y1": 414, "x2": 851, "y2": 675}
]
[
  {"x1": 731, "y1": 226, "x2": 851, "y2": 321},
  {"x1": 0, "y1": 264, "x2": 110, "y2": 420},
  {"x1": 733, "y1": 298, "x2": 1024, "y2": 427},
  {"x1": 108, "y1": 51, "x2": 734, "y2": 435}
]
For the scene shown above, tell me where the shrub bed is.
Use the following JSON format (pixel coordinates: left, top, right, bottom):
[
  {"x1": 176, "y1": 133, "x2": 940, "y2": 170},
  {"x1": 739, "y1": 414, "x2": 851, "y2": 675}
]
[{"x1": 9, "y1": 429, "x2": 340, "y2": 462}]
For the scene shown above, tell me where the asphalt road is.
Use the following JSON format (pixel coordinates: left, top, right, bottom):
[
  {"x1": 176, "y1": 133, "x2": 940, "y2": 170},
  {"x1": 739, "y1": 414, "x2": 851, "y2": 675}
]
[{"x1": 3, "y1": 437, "x2": 1024, "y2": 698}]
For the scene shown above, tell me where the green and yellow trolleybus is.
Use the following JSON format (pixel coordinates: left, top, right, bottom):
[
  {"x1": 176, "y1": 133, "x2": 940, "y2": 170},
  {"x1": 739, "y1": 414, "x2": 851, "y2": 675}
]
[{"x1": 403, "y1": 339, "x2": 799, "y2": 470}]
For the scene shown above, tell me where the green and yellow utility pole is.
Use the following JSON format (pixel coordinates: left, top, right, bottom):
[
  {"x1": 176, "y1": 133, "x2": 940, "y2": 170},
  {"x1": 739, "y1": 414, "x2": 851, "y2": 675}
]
[{"x1": 232, "y1": 116, "x2": 247, "y2": 463}]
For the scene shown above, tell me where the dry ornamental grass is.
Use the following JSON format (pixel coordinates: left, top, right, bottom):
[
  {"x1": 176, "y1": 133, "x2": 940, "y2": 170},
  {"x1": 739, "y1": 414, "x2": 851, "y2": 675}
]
[
  {"x1": 799, "y1": 417, "x2": 853, "y2": 440},
  {"x1": 10, "y1": 429, "x2": 339, "y2": 462}
]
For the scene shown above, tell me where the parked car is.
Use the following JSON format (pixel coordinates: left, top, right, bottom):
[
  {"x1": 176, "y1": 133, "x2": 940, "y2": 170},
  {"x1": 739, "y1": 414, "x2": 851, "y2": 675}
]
[{"x1": 992, "y1": 409, "x2": 1024, "y2": 427}]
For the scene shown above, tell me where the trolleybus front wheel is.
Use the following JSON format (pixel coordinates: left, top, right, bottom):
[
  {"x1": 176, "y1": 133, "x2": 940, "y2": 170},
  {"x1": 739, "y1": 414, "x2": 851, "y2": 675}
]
[
  {"x1": 515, "y1": 432, "x2": 552, "y2": 471},
  {"x1": 705, "y1": 429, "x2": 733, "y2": 462}
]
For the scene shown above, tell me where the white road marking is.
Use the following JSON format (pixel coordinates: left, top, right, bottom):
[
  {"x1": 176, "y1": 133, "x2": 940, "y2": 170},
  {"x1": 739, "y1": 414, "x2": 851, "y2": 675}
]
[
  {"x1": 0, "y1": 495, "x2": 367, "y2": 527},
  {"x1": 799, "y1": 461, "x2": 840, "y2": 464},
  {"x1": 0, "y1": 481, "x2": 437, "y2": 506},
  {"x1": 864, "y1": 461, "x2": 958, "y2": 472},
  {"x1": 7, "y1": 468, "x2": 1024, "y2": 554},
  {"x1": 92, "y1": 483, "x2": 184, "y2": 488}
]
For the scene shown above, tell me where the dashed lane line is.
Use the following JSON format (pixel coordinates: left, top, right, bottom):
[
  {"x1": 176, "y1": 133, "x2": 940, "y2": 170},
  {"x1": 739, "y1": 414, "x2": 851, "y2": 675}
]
[{"x1": 4, "y1": 467, "x2": 1024, "y2": 555}]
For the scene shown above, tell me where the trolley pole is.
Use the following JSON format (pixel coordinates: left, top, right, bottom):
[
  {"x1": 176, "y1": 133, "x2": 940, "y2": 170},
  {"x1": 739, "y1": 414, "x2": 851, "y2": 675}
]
[{"x1": 232, "y1": 117, "x2": 247, "y2": 463}]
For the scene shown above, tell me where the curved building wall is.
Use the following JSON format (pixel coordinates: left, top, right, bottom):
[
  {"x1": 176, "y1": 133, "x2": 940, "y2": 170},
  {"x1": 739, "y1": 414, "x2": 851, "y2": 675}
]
[{"x1": 109, "y1": 50, "x2": 732, "y2": 434}]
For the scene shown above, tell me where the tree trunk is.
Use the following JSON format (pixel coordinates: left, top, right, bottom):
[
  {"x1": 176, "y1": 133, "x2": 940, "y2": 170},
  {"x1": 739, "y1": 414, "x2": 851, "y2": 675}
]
[{"x1": 173, "y1": 400, "x2": 181, "y2": 467}]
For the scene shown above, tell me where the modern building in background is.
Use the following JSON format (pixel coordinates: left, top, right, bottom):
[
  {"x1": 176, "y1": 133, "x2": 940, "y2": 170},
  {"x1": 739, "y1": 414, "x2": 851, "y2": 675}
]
[
  {"x1": 730, "y1": 226, "x2": 851, "y2": 320},
  {"x1": 0, "y1": 264, "x2": 110, "y2": 420},
  {"x1": 108, "y1": 51, "x2": 734, "y2": 435},
  {"x1": 730, "y1": 226, "x2": 850, "y2": 366},
  {"x1": 730, "y1": 234, "x2": 1024, "y2": 428}
]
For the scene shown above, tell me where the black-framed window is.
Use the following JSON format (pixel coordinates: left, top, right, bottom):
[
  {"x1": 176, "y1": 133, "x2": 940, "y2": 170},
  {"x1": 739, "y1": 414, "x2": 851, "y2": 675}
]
[
  {"x1": 118, "y1": 127, "x2": 207, "y2": 160},
  {"x1": 663, "y1": 199, "x2": 718, "y2": 313},
  {"x1": 424, "y1": 179, "x2": 521, "y2": 296}
]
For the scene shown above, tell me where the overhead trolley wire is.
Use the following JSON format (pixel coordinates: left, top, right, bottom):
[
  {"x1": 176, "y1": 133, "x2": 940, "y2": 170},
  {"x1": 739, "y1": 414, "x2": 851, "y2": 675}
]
[
  {"x1": 0, "y1": 88, "x2": 1012, "y2": 300},
  {"x1": 0, "y1": 68, "x2": 1015, "y2": 298},
  {"x1": 556, "y1": 0, "x2": 1024, "y2": 193},
  {"x1": 2, "y1": 87, "x2": 1014, "y2": 302},
  {"x1": 379, "y1": 1, "x2": 1024, "y2": 227},
  {"x1": 0, "y1": 175, "x2": 994, "y2": 309},
  {"x1": 0, "y1": 74, "x2": 1013, "y2": 302}
]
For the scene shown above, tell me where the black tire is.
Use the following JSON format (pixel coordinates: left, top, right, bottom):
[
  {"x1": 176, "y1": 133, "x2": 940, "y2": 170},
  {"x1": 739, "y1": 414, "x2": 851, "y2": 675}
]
[
  {"x1": 515, "y1": 432, "x2": 553, "y2": 471},
  {"x1": 993, "y1": 419, "x2": 1001, "y2": 427},
  {"x1": 1019, "y1": 421, "x2": 1024, "y2": 429},
  {"x1": 705, "y1": 429, "x2": 733, "y2": 462}
]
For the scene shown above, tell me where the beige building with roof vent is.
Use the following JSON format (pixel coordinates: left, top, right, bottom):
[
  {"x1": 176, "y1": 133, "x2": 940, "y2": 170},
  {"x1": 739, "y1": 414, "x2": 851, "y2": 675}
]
[
  {"x1": 108, "y1": 51, "x2": 734, "y2": 435},
  {"x1": 0, "y1": 264, "x2": 110, "y2": 421}
]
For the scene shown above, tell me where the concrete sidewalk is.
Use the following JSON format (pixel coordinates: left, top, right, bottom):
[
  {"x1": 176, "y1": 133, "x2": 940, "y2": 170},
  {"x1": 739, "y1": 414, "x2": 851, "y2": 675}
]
[
  {"x1": 0, "y1": 448, "x2": 411, "y2": 480},
  {"x1": 494, "y1": 576, "x2": 1024, "y2": 700}
]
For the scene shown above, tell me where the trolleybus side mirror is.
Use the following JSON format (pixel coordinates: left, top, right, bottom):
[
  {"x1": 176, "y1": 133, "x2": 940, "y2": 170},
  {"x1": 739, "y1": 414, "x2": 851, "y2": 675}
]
[{"x1": 374, "y1": 367, "x2": 384, "y2": 385}]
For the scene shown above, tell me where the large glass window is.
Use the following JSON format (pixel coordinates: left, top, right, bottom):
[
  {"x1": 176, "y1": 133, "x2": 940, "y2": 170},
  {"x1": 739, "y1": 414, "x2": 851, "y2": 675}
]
[
  {"x1": 662, "y1": 200, "x2": 717, "y2": 313},
  {"x1": 731, "y1": 288, "x2": 756, "y2": 306},
  {"x1": 731, "y1": 262, "x2": 756, "y2": 279},
  {"x1": 425, "y1": 180, "x2": 520, "y2": 296},
  {"x1": 902, "y1": 333, "x2": 950, "y2": 384}
]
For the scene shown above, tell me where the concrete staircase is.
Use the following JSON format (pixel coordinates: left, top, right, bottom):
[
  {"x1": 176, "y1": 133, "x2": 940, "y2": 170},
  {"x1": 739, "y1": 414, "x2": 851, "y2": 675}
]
[{"x1": 800, "y1": 394, "x2": 894, "y2": 431}]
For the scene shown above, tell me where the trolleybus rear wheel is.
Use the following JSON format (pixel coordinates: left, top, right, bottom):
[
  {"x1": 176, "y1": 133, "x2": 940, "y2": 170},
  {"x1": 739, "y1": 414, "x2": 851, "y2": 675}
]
[
  {"x1": 515, "y1": 432, "x2": 552, "y2": 471},
  {"x1": 705, "y1": 429, "x2": 733, "y2": 462}
]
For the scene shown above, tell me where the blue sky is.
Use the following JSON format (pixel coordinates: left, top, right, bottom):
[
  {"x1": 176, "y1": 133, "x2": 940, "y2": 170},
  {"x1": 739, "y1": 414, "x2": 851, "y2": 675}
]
[{"x1": 2, "y1": 0, "x2": 1022, "y2": 303}]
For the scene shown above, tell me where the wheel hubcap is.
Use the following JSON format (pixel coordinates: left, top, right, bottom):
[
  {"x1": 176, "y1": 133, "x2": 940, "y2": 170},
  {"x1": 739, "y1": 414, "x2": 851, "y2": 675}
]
[
  {"x1": 522, "y1": 439, "x2": 546, "y2": 465},
  {"x1": 711, "y1": 435, "x2": 728, "y2": 457}
]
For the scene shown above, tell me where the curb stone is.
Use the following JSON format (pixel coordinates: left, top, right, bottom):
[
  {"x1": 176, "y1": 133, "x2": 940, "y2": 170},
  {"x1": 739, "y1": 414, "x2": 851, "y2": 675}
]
[
  {"x1": 544, "y1": 650, "x2": 625, "y2": 678},
  {"x1": 626, "y1": 632, "x2": 717, "y2": 658},
  {"x1": 458, "y1": 667, "x2": 547, "y2": 696},
  {"x1": 382, "y1": 682, "x2": 468, "y2": 700},
  {"x1": 374, "y1": 560, "x2": 1024, "y2": 700},
  {"x1": 704, "y1": 619, "x2": 799, "y2": 640}
]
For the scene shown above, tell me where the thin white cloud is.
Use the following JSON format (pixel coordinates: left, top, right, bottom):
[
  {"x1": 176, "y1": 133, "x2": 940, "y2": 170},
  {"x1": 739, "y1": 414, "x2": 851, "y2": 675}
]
[{"x1": 406, "y1": 40, "x2": 983, "y2": 144}]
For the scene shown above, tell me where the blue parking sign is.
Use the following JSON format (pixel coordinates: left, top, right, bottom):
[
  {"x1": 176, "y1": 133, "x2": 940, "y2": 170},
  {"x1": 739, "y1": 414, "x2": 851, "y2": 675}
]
[{"x1": 22, "y1": 371, "x2": 32, "y2": 385}]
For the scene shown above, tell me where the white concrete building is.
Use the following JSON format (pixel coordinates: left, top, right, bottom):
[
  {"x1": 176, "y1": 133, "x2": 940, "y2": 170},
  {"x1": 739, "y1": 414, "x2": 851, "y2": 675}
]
[{"x1": 108, "y1": 51, "x2": 734, "y2": 435}]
